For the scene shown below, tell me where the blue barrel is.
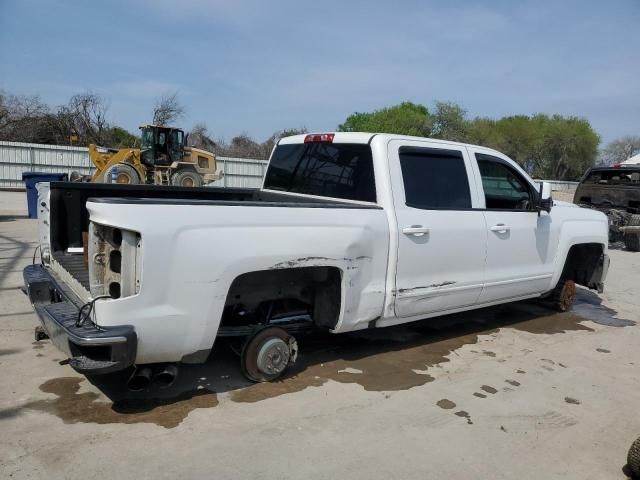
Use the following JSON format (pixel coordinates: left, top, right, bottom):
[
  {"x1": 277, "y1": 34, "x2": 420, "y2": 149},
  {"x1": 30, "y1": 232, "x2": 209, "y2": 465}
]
[{"x1": 21, "y1": 172, "x2": 68, "y2": 219}]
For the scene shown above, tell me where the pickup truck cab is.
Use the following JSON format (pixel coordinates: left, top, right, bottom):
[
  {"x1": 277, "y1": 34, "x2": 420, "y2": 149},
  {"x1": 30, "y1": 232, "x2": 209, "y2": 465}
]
[{"x1": 24, "y1": 132, "x2": 610, "y2": 385}]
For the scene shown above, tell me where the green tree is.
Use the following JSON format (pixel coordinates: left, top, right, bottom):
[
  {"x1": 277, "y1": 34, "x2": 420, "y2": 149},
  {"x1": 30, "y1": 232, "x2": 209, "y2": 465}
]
[
  {"x1": 337, "y1": 102, "x2": 432, "y2": 137},
  {"x1": 465, "y1": 117, "x2": 504, "y2": 148},
  {"x1": 431, "y1": 101, "x2": 467, "y2": 141},
  {"x1": 467, "y1": 114, "x2": 599, "y2": 180},
  {"x1": 104, "y1": 126, "x2": 138, "y2": 148},
  {"x1": 494, "y1": 115, "x2": 544, "y2": 171},
  {"x1": 533, "y1": 115, "x2": 599, "y2": 180}
]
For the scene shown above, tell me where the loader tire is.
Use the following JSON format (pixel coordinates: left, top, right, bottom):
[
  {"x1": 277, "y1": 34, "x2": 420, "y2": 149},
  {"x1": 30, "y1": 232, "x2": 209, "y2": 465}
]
[
  {"x1": 627, "y1": 436, "x2": 640, "y2": 479},
  {"x1": 624, "y1": 215, "x2": 640, "y2": 252},
  {"x1": 171, "y1": 170, "x2": 202, "y2": 188},
  {"x1": 104, "y1": 163, "x2": 141, "y2": 184}
]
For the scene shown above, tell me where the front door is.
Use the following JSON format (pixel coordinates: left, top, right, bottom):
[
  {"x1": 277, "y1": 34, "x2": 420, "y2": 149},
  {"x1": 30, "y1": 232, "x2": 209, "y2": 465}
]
[
  {"x1": 388, "y1": 140, "x2": 487, "y2": 318},
  {"x1": 471, "y1": 150, "x2": 559, "y2": 303}
]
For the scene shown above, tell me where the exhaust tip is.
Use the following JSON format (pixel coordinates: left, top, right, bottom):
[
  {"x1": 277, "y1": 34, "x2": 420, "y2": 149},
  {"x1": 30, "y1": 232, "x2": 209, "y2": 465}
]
[
  {"x1": 154, "y1": 364, "x2": 178, "y2": 388},
  {"x1": 127, "y1": 367, "x2": 152, "y2": 391}
]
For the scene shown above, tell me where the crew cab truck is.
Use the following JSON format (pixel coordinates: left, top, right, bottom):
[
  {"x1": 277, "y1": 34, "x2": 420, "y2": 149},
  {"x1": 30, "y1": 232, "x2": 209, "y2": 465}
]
[{"x1": 24, "y1": 132, "x2": 610, "y2": 387}]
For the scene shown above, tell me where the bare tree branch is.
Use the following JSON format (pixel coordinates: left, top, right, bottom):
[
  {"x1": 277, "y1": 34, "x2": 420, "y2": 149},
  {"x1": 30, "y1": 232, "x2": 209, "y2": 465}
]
[
  {"x1": 152, "y1": 93, "x2": 184, "y2": 126},
  {"x1": 601, "y1": 136, "x2": 640, "y2": 165},
  {"x1": 188, "y1": 122, "x2": 217, "y2": 151}
]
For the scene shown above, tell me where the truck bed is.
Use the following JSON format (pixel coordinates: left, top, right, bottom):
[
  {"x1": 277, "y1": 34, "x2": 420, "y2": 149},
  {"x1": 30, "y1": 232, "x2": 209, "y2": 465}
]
[{"x1": 47, "y1": 182, "x2": 380, "y2": 294}]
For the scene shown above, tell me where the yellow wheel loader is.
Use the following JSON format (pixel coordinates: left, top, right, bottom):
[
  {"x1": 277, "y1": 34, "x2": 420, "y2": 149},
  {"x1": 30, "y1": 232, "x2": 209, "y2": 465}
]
[{"x1": 88, "y1": 125, "x2": 223, "y2": 187}]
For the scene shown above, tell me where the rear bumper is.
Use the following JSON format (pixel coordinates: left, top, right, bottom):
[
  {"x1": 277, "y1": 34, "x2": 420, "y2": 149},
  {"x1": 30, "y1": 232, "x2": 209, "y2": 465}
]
[{"x1": 23, "y1": 264, "x2": 136, "y2": 374}]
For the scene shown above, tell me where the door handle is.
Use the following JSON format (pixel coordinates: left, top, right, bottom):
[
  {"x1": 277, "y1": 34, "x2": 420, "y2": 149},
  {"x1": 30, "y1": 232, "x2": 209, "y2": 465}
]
[
  {"x1": 490, "y1": 224, "x2": 510, "y2": 233},
  {"x1": 402, "y1": 226, "x2": 430, "y2": 236}
]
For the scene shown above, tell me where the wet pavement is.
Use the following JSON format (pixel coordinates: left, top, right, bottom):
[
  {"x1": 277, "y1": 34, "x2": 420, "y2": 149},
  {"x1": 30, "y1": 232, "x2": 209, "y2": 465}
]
[
  {"x1": 1, "y1": 209, "x2": 640, "y2": 480},
  {"x1": 7, "y1": 288, "x2": 634, "y2": 430}
]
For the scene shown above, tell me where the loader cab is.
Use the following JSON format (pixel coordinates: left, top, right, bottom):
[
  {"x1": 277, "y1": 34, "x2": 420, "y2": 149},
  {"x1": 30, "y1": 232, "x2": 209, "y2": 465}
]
[{"x1": 139, "y1": 125, "x2": 185, "y2": 167}]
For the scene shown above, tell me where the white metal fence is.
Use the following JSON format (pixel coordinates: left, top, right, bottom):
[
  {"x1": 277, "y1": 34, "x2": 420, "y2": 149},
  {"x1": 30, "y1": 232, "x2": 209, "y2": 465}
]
[
  {"x1": 214, "y1": 157, "x2": 267, "y2": 189},
  {"x1": 0, "y1": 141, "x2": 93, "y2": 188},
  {"x1": 0, "y1": 140, "x2": 581, "y2": 192},
  {"x1": 533, "y1": 179, "x2": 579, "y2": 191},
  {"x1": 0, "y1": 140, "x2": 267, "y2": 189}
]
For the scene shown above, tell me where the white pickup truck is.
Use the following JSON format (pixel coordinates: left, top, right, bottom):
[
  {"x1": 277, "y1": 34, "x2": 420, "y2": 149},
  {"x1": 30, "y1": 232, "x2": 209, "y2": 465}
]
[{"x1": 24, "y1": 132, "x2": 610, "y2": 387}]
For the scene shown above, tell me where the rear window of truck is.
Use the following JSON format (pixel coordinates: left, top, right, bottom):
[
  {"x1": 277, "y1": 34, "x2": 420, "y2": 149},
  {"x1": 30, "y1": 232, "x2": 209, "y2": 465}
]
[
  {"x1": 583, "y1": 168, "x2": 640, "y2": 185},
  {"x1": 263, "y1": 143, "x2": 376, "y2": 202}
]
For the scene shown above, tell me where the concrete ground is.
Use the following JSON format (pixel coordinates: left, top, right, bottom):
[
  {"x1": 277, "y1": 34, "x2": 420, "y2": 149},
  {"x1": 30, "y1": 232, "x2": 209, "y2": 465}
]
[
  {"x1": 1, "y1": 190, "x2": 639, "y2": 480},
  {"x1": 0, "y1": 190, "x2": 29, "y2": 217}
]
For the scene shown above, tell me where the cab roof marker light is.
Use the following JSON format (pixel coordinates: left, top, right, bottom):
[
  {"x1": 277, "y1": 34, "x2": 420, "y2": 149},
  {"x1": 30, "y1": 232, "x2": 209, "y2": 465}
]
[{"x1": 304, "y1": 133, "x2": 334, "y2": 143}]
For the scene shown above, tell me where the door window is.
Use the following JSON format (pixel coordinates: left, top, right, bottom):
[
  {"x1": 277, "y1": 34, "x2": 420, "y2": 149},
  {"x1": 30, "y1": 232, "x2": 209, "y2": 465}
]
[
  {"x1": 476, "y1": 154, "x2": 534, "y2": 210},
  {"x1": 399, "y1": 147, "x2": 471, "y2": 209}
]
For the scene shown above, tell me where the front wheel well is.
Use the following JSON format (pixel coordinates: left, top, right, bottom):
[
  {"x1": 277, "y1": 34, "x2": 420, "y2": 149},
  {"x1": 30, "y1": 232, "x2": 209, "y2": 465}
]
[
  {"x1": 220, "y1": 267, "x2": 342, "y2": 332},
  {"x1": 559, "y1": 243, "x2": 605, "y2": 289}
]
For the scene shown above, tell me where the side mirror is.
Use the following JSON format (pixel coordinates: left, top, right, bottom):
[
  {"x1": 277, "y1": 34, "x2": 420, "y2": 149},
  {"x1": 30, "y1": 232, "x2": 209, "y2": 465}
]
[
  {"x1": 184, "y1": 133, "x2": 189, "y2": 147},
  {"x1": 538, "y1": 181, "x2": 553, "y2": 212}
]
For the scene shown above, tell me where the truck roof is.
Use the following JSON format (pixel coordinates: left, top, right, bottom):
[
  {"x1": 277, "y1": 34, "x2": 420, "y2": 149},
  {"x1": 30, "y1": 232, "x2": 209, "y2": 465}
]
[
  {"x1": 278, "y1": 132, "x2": 502, "y2": 153},
  {"x1": 588, "y1": 165, "x2": 640, "y2": 172}
]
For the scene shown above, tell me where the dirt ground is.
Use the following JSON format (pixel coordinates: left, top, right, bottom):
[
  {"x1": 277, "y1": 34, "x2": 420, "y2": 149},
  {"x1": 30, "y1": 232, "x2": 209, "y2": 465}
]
[
  {"x1": 553, "y1": 188, "x2": 577, "y2": 203},
  {"x1": 1, "y1": 190, "x2": 639, "y2": 480}
]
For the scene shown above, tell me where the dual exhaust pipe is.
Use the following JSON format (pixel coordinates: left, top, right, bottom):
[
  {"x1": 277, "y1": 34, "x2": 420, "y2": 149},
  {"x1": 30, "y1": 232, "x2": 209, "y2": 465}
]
[{"x1": 127, "y1": 364, "x2": 178, "y2": 391}]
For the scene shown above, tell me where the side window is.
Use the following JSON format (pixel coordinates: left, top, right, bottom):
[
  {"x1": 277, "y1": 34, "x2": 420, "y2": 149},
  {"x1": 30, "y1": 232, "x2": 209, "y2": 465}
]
[
  {"x1": 476, "y1": 153, "x2": 533, "y2": 210},
  {"x1": 398, "y1": 147, "x2": 472, "y2": 209}
]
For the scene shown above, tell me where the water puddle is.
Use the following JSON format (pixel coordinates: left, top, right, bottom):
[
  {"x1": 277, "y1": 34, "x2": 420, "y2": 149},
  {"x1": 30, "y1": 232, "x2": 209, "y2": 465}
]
[
  {"x1": 481, "y1": 385, "x2": 498, "y2": 394},
  {"x1": 436, "y1": 399, "x2": 457, "y2": 410},
  {"x1": 232, "y1": 291, "x2": 633, "y2": 403},
  {"x1": 22, "y1": 378, "x2": 218, "y2": 429},
  {"x1": 571, "y1": 292, "x2": 636, "y2": 327},
  {"x1": 454, "y1": 410, "x2": 473, "y2": 424},
  {"x1": 12, "y1": 288, "x2": 633, "y2": 427}
]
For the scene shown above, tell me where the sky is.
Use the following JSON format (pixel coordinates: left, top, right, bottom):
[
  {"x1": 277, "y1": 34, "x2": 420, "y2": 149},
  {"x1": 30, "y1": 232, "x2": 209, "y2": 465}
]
[{"x1": 0, "y1": 0, "x2": 638, "y2": 145}]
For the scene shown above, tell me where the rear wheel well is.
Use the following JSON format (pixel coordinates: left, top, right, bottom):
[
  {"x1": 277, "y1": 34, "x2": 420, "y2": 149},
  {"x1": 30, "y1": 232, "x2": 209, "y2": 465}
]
[
  {"x1": 559, "y1": 243, "x2": 605, "y2": 289},
  {"x1": 220, "y1": 267, "x2": 342, "y2": 332}
]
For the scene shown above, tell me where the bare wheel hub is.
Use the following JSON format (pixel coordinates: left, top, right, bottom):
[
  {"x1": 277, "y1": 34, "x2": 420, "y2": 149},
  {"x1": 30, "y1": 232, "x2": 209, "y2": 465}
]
[
  {"x1": 256, "y1": 338, "x2": 290, "y2": 375},
  {"x1": 117, "y1": 173, "x2": 131, "y2": 183},
  {"x1": 559, "y1": 280, "x2": 576, "y2": 311}
]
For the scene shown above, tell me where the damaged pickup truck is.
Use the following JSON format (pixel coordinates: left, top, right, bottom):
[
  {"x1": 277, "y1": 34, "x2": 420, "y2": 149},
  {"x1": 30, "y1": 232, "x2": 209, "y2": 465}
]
[
  {"x1": 24, "y1": 132, "x2": 610, "y2": 387},
  {"x1": 573, "y1": 164, "x2": 640, "y2": 251}
]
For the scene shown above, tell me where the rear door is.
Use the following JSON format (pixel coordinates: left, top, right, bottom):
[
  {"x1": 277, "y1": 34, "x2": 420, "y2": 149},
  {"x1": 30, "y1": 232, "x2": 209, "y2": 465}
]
[
  {"x1": 470, "y1": 149, "x2": 559, "y2": 303},
  {"x1": 388, "y1": 140, "x2": 487, "y2": 317}
]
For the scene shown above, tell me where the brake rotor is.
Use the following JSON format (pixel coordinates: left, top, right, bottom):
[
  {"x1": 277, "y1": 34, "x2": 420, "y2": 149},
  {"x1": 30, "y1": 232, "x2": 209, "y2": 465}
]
[
  {"x1": 241, "y1": 327, "x2": 298, "y2": 382},
  {"x1": 256, "y1": 338, "x2": 290, "y2": 376}
]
